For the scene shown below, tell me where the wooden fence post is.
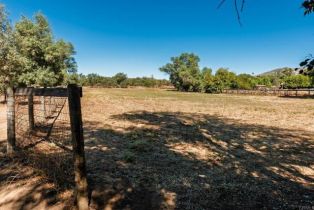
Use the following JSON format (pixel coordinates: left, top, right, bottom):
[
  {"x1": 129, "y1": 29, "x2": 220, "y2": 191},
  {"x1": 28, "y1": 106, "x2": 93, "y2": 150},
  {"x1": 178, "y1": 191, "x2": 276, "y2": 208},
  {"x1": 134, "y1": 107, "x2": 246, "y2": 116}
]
[
  {"x1": 6, "y1": 86, "x2": 16, "y2": 154},
  {"x1": 41, "y1": 96, "x2": 46, "y2": 122},
  {"x1": 28, "y1": 88, "x2": 34, "y2": 131},
  {"x1": 68, "y1": 84, "x2": 89, "y2": 210}
]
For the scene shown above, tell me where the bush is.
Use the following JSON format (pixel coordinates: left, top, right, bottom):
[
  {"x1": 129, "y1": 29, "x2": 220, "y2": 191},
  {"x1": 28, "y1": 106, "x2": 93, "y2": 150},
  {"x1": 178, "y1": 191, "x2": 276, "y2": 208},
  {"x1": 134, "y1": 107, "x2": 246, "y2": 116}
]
[{"x1": 283, "y1": 75, "x2": 311, "y2": 89}]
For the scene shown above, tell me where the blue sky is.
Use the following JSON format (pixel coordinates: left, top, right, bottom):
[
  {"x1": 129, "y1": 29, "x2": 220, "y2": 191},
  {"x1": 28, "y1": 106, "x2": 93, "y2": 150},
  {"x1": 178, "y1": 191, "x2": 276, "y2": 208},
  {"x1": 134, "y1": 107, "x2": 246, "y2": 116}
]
[{"x1": 2, "y1": 0, "x2": 314, "y2": 79}]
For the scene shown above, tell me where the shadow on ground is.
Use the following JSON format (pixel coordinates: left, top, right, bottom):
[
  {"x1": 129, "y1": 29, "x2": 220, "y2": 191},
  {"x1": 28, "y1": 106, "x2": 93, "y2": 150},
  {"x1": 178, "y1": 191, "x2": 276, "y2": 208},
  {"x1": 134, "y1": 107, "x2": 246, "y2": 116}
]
[
  {"x1": 1, "y1": 111, "x2": 313, "y2": 209},
  {"x1": 0, "y1": 141, "x2": 74, "y2": 209},
  {"x1": 84, "y1": 111, "x2": 314, "y2": 210}
]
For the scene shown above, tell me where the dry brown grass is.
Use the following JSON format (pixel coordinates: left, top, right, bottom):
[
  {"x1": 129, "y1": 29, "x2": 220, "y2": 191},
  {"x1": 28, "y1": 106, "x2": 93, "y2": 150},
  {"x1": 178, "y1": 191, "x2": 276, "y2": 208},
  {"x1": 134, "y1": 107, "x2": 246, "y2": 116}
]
[{"x1": 0, "y1": 88, "x2": 314, "y2": 210}]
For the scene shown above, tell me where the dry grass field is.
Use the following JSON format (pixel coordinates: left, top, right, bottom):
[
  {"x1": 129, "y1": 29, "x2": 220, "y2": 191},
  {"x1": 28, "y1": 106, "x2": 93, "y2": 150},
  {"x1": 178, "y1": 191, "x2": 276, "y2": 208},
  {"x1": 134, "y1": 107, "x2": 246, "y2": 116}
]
[{"x1": 0, "y1": 88, "x2": 314, "y2": 210}]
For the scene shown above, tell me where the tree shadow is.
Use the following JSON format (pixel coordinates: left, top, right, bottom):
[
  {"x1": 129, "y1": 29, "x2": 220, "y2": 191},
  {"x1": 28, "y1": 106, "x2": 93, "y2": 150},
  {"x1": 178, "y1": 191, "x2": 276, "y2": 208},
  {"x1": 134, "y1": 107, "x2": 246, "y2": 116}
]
[
  {"x1": 0, "y1": 141, "x2": 74, "y2": 209},
  {"x1": 0, "y1": 98, "x2": 75, "y2": 209},
  {"x1": 83, "y1": 111, "x2": 314, "y2": 210},
  {"x1": 1, "y1": 110, "x2": 313, "y2": 209}
]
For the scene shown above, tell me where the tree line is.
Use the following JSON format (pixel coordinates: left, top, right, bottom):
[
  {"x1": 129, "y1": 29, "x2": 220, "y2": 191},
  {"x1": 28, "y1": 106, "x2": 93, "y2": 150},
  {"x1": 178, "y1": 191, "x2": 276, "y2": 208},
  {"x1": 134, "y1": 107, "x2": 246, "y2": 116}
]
[
  {"x1": 1, "y1": 3, "x2": 313, "y2": 94},
  {"x1": 69, "y1": 73, "x2": 171, "y2": 88},
  {"x1": 160, "y1": 53, "x2": 313, "y2": 93}
]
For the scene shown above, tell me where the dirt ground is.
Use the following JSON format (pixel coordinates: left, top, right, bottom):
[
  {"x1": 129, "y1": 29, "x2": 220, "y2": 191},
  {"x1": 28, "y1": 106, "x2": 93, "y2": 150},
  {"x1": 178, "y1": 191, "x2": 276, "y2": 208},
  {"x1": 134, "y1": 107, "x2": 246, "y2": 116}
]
[{"x1": 0, "y1": 88, "x2": 314, "y2": 210}]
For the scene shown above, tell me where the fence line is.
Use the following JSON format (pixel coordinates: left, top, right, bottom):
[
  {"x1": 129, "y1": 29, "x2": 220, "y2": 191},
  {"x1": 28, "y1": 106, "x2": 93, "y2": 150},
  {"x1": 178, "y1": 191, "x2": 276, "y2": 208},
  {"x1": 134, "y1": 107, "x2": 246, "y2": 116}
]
[
  {"x1": 6, "y1": 85, "x2": 88, "y2": 210},
  {"x1": 223, "y1": 89, "x2": 314, "y2": 97}
]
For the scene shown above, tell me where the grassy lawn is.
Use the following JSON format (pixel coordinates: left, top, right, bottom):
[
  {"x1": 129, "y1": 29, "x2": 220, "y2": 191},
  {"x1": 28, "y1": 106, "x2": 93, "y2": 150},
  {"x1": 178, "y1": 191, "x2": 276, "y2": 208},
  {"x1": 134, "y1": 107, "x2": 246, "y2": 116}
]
[{"x1": 0, "y1": 88, "x2": 313, "y2": 209}]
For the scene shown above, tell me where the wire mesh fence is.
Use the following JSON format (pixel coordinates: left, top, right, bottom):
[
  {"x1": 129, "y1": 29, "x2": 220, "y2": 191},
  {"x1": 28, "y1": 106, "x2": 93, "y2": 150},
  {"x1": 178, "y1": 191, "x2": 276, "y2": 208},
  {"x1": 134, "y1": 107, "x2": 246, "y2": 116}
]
[
  {"x1": 15, "y1": 95, "x2": 72, "y2": 150},
  {"x1": 7, "y1": 86, "x2": 89, "y2": 208},
  {"x1": 14, "y1": 93, "x2": 74, "y2": 190}
]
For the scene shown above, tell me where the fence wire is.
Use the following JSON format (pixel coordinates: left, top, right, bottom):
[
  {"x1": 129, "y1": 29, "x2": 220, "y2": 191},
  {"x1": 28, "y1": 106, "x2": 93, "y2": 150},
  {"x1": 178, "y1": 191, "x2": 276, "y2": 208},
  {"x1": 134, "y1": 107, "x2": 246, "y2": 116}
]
[{"x1": 15, "y1": 95, "x2": 72, "y2": 151}]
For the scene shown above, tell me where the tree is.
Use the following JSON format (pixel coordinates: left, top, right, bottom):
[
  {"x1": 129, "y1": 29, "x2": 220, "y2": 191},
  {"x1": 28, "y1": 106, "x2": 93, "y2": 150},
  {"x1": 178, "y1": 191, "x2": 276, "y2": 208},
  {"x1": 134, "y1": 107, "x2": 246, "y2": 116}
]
[
  {"x1": 283, "y1": 75, "x2": 311, "y2": 89},
  {"x1": 0, "y1": 5, "x2": 26, "y2": 87},
  {"x1": 160, "y1": 53, "x2": 201, "y2": 91},
  {"x1": 200, "y1": 67, "x2": 216, "y2": 93},
  {"x1": 236, "y1": 73, "x2": 256, "y2": 90},
  {"x1": 64, "y1": 73, "x2": 86, "y2": 86},
  {"x1": 254, "y1": 76, "x2": 272, "y2": 87},
  {"x1": 299, "y1": 57, "x2": 314, "y2": 76},
  {"x1": 14, "y1": 13, "x2": 76, "y2": 87},
  {"x1": 113, "y1": 72, "x2": 128, "y2": 85},
  {"x1": 214, "y1": 68, "x2": 238, "y2": 91},
  {"x1": 0, "y1": 5, "x2": 76, "y2": 88},
  {"x1": 86, "y1": 73, "x2": 103, "y2": 86}
]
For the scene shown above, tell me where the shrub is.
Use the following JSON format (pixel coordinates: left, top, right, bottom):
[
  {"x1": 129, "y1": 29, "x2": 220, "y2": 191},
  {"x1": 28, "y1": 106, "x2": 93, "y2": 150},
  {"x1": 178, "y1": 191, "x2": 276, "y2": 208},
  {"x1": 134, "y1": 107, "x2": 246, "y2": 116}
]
[{"x1": 283, "y1": 75, "x2": 311, "y2": 89}]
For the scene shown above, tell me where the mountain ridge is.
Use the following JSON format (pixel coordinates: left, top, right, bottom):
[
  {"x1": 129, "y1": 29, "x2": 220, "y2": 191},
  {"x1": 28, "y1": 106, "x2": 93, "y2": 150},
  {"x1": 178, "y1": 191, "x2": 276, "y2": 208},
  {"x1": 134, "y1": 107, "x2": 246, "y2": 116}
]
[{"x1": 259, "y1": 67, "x2": 297, "y2": 76}]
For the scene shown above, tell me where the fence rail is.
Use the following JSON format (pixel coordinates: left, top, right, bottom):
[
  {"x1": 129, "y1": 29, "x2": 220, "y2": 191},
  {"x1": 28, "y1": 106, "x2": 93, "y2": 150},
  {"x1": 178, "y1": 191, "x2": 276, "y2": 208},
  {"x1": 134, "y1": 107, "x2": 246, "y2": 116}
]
[{"x1": 223, "y1": 89, "x2": 314, "y2": 97}]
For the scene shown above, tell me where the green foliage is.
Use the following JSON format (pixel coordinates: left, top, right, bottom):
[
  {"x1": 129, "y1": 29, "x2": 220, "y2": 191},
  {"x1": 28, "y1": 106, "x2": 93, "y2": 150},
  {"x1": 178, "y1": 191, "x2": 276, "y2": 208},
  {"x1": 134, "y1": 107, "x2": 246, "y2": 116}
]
[
  {"x1": 254, "y1": 76, "x2": 273, "y2": 87},
  {"x1": 160, "y1": 53, "x2": 201, "y2": 91},
  {"x1": 78, "y1": 73, "x2": 170, "y2": 88},
  {"x1": 200, "y1": 67, "x2": 215, "y2": 93},
  {"x1": 121, "y1": 77, "x2": 164, "y2": 88},
  {"x1": 0, "y1": 5, "x2": 26, "y2": 86},
  {"x1": 283, "y1": 75, "x2": 311, "y2": 89},
  {"x1": 14, "y1": 13, "x2": 76, "y2": 87},
  {"x1": 0, "y1": 5, "x2": 76, "y2": 87},
  {"x1": 214, "y1": 68, "x2": 238, "y2": 91},
  {"x1": 63, "y1": 73, "x2": 86, "y2": 86},
  {"x1": 236, "y1": 74, "x2": 256, "y2": 90},
  {"x1": 161, "y1": 53, "x2": 314, "y2": 93},
  {"x1": 113, "y1": 72, "x2": 128, "y2": 85},
  {"x1": 84, "y1": 73, "x2": 117, "y2": 87}
]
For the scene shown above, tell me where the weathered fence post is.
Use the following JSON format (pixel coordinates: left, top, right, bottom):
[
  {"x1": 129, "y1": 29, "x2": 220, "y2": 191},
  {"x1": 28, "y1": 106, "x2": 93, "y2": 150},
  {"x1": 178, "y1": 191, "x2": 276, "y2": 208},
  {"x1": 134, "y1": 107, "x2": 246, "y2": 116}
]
[
  {"x1": 68, "y1": 84, "x2": 89, "y2": 210},
  {"x1": 6, "y1": 86, "x2": 16, "y2": 154},
  {"x1": 41, "y1": 95, "x2": 46, "y2": 122},
  {"x1": 28, "y1": 88, "x2": 35, "y2": 131}
]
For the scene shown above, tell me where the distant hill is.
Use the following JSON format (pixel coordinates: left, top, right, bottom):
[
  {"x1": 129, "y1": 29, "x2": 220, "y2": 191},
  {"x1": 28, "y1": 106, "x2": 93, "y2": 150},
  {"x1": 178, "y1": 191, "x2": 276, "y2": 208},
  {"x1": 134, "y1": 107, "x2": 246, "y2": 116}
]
[{"x1": 259, "y1": 67, "x2": 297, "y2": 76}]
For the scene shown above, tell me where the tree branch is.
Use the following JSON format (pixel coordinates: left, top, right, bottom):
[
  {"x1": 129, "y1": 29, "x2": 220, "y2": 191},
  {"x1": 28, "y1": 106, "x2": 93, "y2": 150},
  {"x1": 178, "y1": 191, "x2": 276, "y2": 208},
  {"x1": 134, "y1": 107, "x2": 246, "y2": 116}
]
[{"x1": 234, "y1": 0, "x2": 242, "y2": 26}]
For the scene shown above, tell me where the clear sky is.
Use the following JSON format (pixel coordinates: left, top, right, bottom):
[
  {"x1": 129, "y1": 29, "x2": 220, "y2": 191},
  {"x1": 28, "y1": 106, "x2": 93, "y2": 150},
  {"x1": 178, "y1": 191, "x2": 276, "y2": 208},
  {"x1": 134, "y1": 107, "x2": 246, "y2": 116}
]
[{"x1": 2, "y1": 0, "x2": 314, "y2": 79}]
